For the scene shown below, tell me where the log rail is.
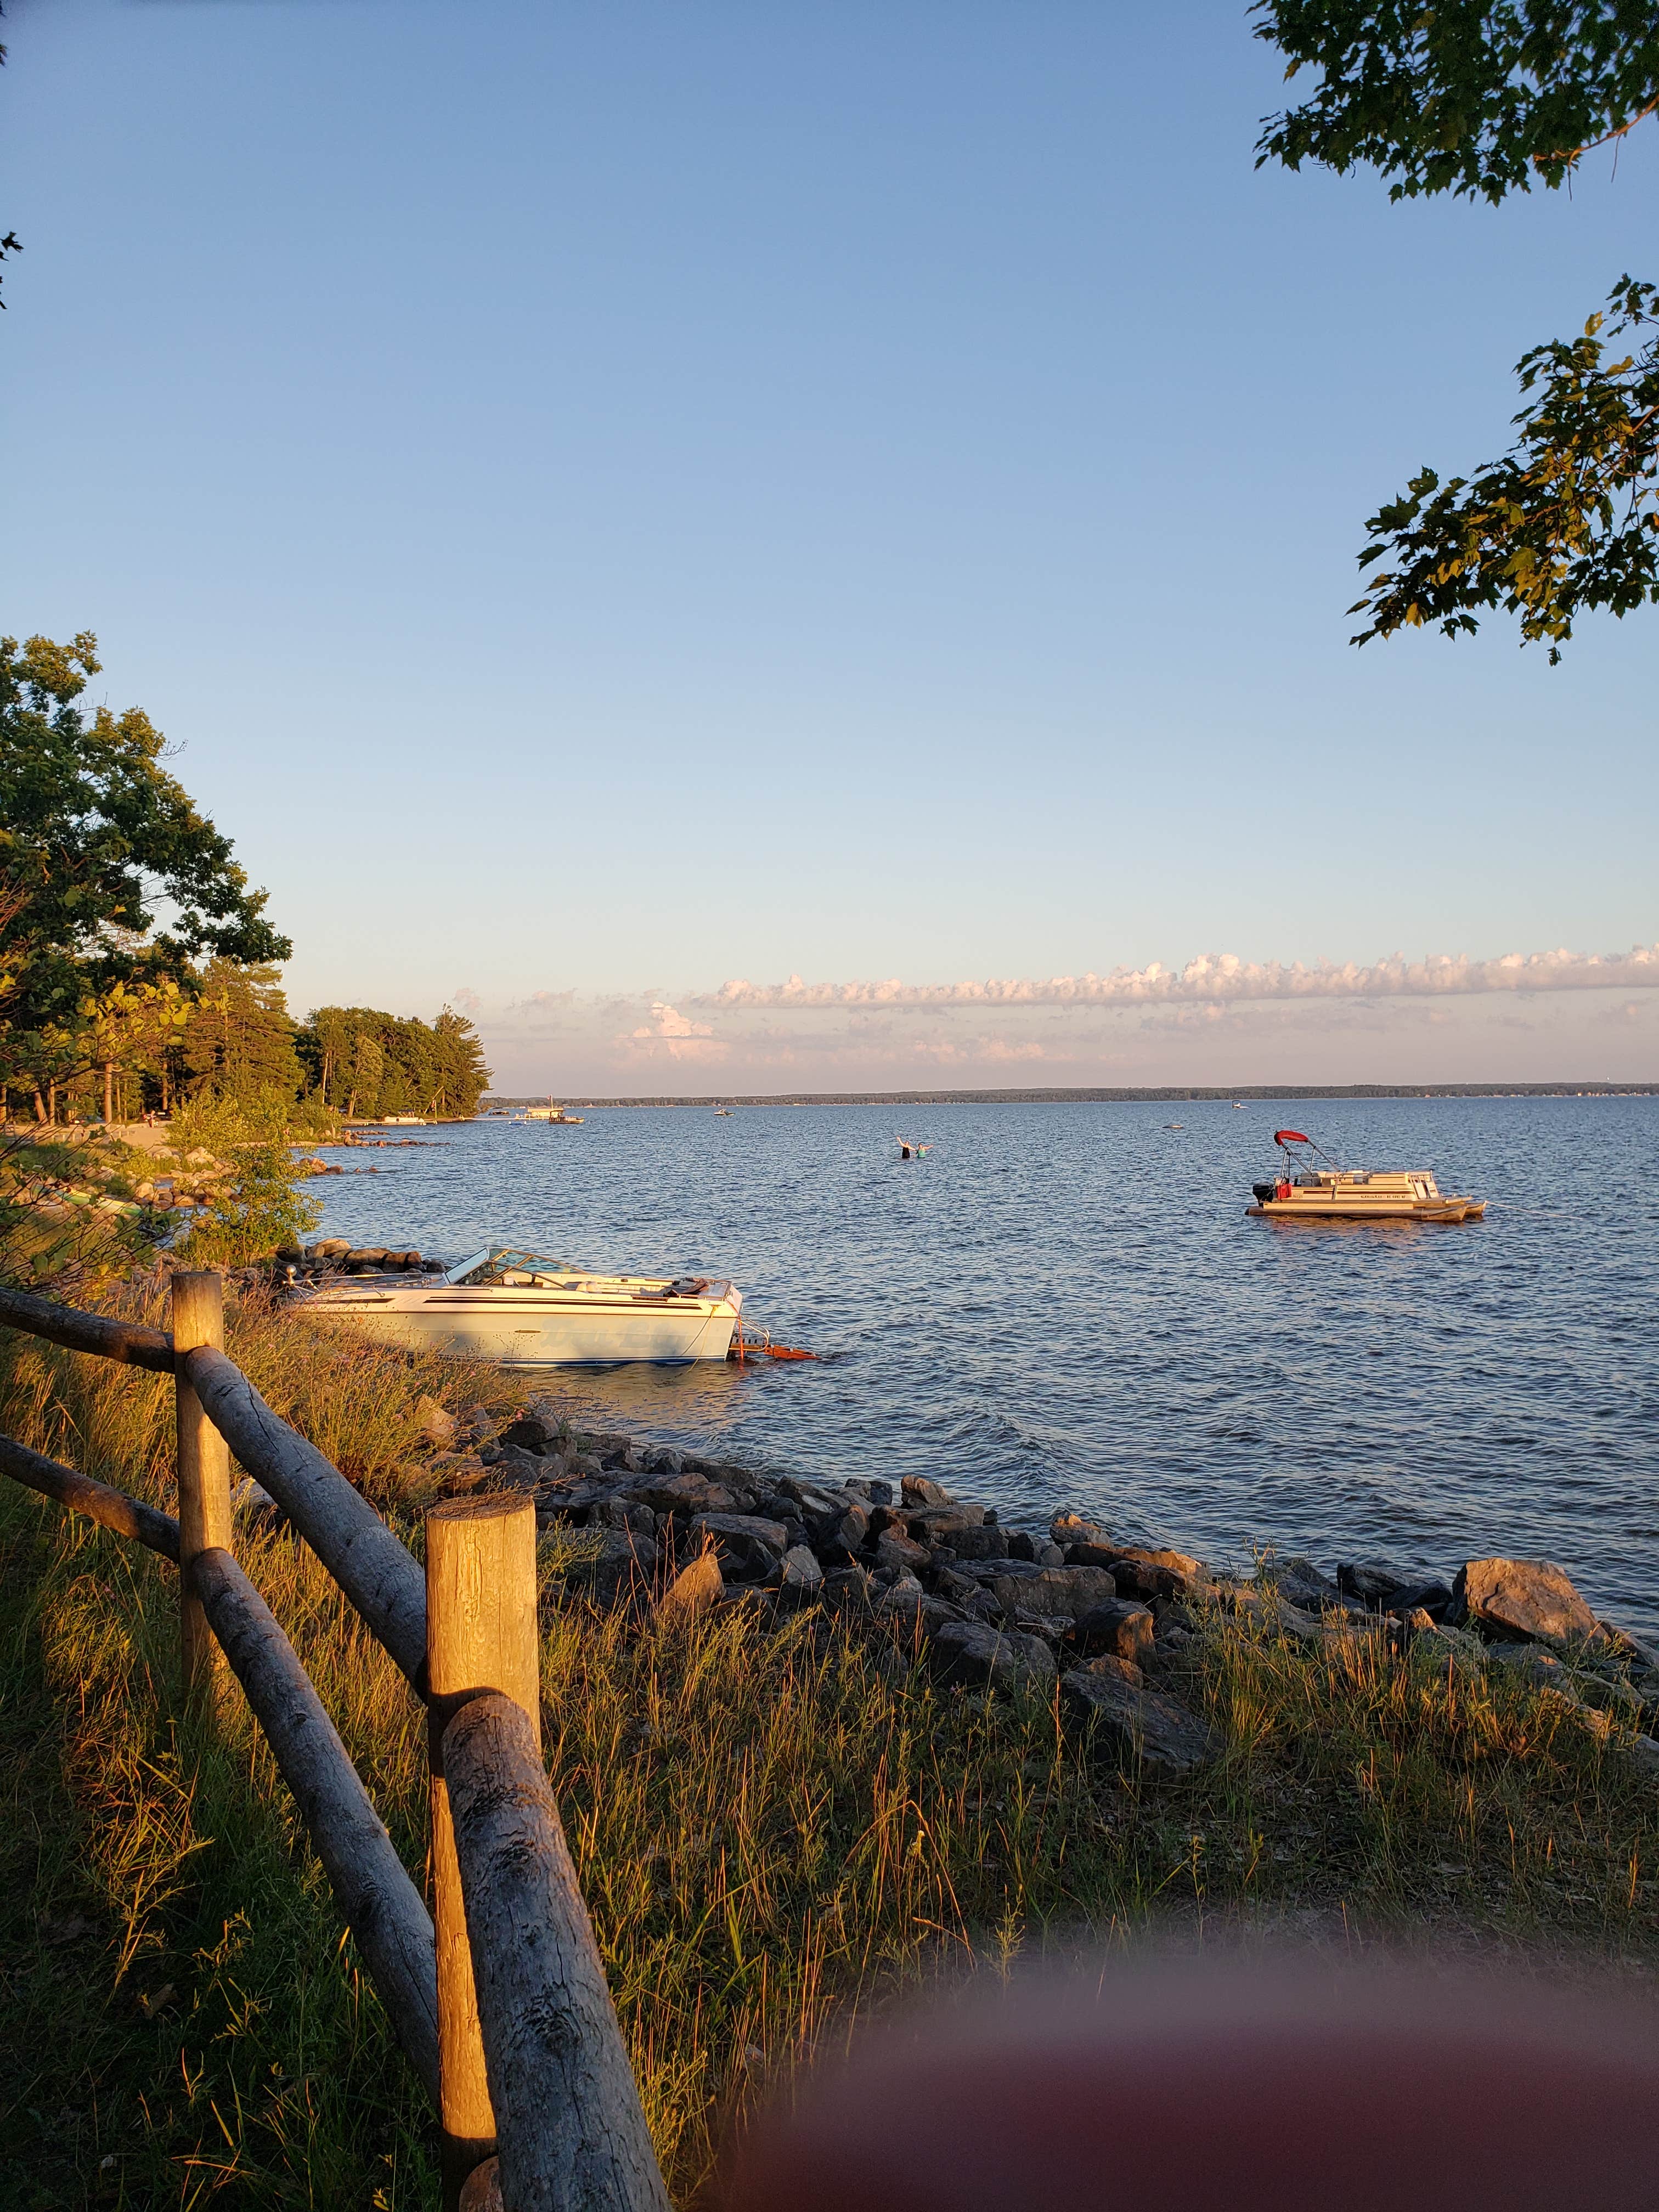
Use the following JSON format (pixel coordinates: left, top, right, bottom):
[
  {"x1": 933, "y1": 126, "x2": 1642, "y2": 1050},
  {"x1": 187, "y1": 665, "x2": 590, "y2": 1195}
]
[{"x1": 0, "y1": 1273, "x2": 667, "y2": 2212}]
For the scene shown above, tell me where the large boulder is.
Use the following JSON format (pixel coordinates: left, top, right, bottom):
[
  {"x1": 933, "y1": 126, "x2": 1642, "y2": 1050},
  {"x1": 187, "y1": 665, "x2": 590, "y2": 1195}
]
[
  {"x1": 656, "y1": 1550, "x2": 723, "y2": 1625},
  {"x1": 947, "y1": 1523, "x2": 1012, "y2": 1562},
  {"x1": 900, "y1": 1475, "x2": 953, "y2": 1507},
  {"x1": 907, "y1": 1504, "x2": 988, "y2": 1542},
  {"x1": 1108, "y1": 1547, "x2": 1211, "y2": 1601},
  {"x1": 1061, "y1": 1667, "x2": 1218, "y2": 1776},
  {"x1": 627, "y1": 1471, "x2": 738, "y2": 1517},
  {"x1": 779, "y1": 1544, "x2": 825, "y2": 1596},
  {"x1": 932, "y1": 1621, "x2": 1057, "y2": 1692},
  {"x1": 689, "y1": 1511, "x2": 788, "y2": 1581},
  {"x1": 1074, "y1": 1600, "x2": 1156, "y2": 1664},
  {"x1": 872, "y1": 1530, "x2": 933, "y2": 1578},
  {"x1": 583, "y1": 1527, "x2": 659, "y2": 1608},
  {"x1": 983, "y1": 1564, "x2": 1120, "y2": 1621},
  {"x1": 1455, "y1": 1558, "x2": 1599, "y2": 1646},
  {"x1": 809, "y1": 1499, "x2": 870, "y2": 1568}
]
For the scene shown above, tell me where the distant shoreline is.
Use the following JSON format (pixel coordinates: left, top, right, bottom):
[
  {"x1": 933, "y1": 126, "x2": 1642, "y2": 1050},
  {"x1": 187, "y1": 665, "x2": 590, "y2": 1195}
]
[{"x1": 480, "y1": 1082, "x2": 1657, "y2": 1108}]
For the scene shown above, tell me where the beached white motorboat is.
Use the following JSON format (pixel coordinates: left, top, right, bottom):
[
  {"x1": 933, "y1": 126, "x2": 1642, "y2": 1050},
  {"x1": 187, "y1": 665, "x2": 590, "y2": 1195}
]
[
  {"x1": 298, "y1": 1248, "x2": 742, "y2": 1364},
  {"x1": 1248, "y1": 1128, "x2": 1486, "y2": 1224}
]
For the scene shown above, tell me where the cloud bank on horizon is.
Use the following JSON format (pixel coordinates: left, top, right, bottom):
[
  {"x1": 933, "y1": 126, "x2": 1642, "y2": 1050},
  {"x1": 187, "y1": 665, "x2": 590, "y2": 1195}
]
[
  {"x1": 703, "y1": 944, "x2": 1659, "y2": 1012},
  {"x1": 464, "y1": 941, "x2": 1659, "y2": 1088}
]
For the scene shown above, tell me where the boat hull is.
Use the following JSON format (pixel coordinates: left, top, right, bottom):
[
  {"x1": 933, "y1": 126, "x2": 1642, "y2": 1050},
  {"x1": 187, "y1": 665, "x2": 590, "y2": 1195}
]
[
  {"x1": 1248, "y1": 1197, "x2": 1485, "y2": 1223},
  {"x1": 303, "y1": 1285, "x2": 741, "y2": 1364}
]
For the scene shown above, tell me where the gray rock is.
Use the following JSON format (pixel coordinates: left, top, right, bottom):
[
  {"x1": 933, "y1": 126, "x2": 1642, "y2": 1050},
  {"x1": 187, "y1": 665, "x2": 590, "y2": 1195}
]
[
  {"x1": 627, "y1": 1471, "x2": 738, "y2": 1517},
  {"x1": 907, "y1": 1505, "x2": 988, "y2": 1541},
  {"x1": 584, "y1": 1527, "x2": 659, "y2": 1607},
  {"x1": 1274, "y1": 1558, "x2": 1342, "y2": 1611},
  {"x1": 901, "y1": 1475, "x2": 953, "y2": 1507},
  {"x1": 689, "y1": 1511, "x2": 787, "y2": 1581},
  {"x1": 1035, "y1": 1542, "x2": 1067, "y2": 1568},
  {"x1": 1006, "y1": 1530, "x2": 1043, "y2": 1562},
  {"x1": 593, "y1": 1498, "x2": 656, "y2": 1536},
  {"x1": 947, "y1": 1523, "x2": 1011, "y2": 1562},
  {"x1": 1109, "y1": 1546, "x2": 1210, "y2": 1601},
  {"x1": 1455, "y1": 1557, "x2": 1599, "y2": 1646},
  {"x1": 481, "y1": 1449, "x2": 545, "y2": 1496},
  {"x1": 1051, "y1": 1509, "x2": 1110, "y2": 1550},
  {"x1": 415, "y1": 1394, "x2": 457, "y2": 1448},
  {"x1": 656, "y1": 1551, "x2": 723, "y2": 1624},
  {"x1": 881, "y1": 1589, "x2": 966, "y2": 1634},
  {"x1": 1383, "y1": 1577, "x2": 1454, "y2": 1621},
  {"x1": 872, "y1": 1530, "x2": 933, "y2": 1577},
  {"x1": 984, "y1": 1564, "x2": 1119, "y2": 1621},
  {"x1": 810, "y1": 1500, "x2": 870, "y2": 1568},
  {"x1": 1009, "y1": 1609, "x2": 1076, "y2": 1644},
  {"x1": 775, "y1": 1475, "x2": 840, "y2": 1514},
  {"x1": 1074, "y1": 1599, "x2": 1156, "y2": 1664},
  {"x1": 499, "y1": 1413, "x2": 556, "y2": 1454},
  {"x1": 1339, "y1": 1559, "x2": 1414, "y2": 1603},
  {"x1": 777, "y1": 1543, "x2": 822, "y2": 1593},
  {"x1": 822, "y1": 1565, "x2": 877, "y2": 1611},
  {"x1": 1065, "y1": 1542, "x2": 1121, "y2": 1568},
  {"x1": 931, "y1": 1621, "x2": 1058, "y2": 1691},
  {"x1": 1075, "y1": 1652, "x2": 1144, "y2": 1689},
  {"x1": 1060, "y1": 1667, "x2": 1218, "y2": 1775}
]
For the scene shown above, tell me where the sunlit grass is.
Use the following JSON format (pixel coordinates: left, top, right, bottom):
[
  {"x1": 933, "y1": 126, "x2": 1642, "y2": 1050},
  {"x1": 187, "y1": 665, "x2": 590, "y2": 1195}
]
[{"x1": 4, "y1": 1296, "x2": 1659, "y2": 2204}]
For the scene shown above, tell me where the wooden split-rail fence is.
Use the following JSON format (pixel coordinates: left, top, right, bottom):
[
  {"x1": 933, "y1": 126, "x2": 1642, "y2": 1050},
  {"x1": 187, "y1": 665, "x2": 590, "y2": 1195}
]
[{"x1": 0, "y1": 1273, "x2": 673, "y2": 2212}]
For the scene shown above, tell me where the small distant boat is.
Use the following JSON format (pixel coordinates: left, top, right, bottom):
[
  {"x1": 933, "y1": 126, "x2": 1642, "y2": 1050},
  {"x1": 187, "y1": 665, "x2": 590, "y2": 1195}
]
[
  {"x1": 1249, "y1": 1128, "x2": 1486, "y2": 1223},
  {"x1": 379, "y1": 1114, "x2": 427, "y2": 1126},
  {"x1": 524, "y1": 1099, "x2": 584, "y2": 1124},
  {"x1": 300, "y1": 1248, "x2": 741, "y2": 1364},
  {"x1": 1164, "y1": 1122, "x2": 1184, "y2": 1130}
]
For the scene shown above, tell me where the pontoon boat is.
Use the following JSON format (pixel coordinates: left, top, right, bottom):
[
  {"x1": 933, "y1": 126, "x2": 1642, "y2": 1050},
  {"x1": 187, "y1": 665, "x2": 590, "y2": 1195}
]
[{"x1": 1248, "y1": 1129, "x2": 1486, "y2": 1223}]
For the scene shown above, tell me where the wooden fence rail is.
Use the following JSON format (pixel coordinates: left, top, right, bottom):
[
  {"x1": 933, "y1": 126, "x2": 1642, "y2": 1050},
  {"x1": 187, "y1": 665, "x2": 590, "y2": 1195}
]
[
  {"x1": 183, "y1": 1342, "x2": 430, "y2": 1687},
  {"x1": 0, "y1": 1430, "x2": 182, "y2": 1560},
  {"x1": 0, "y1": 1271, "x2": 672, "y2": 2212}
]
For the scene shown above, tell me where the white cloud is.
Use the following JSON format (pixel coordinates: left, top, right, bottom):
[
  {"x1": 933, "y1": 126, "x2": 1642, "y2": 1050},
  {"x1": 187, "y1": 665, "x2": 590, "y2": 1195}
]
[
  {"x1": 623, "y1": 1002, "x2": 728, "y2": 1061},
  {"x1": 702, "y1": 943, "x2": 1659, "y2": 1013}
]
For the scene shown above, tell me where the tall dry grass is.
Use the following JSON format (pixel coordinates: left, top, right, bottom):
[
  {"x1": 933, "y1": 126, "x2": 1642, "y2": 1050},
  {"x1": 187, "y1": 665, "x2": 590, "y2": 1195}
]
[{"x1": 4, "y1": 1293, "x2": 1659, "y2": 2205}]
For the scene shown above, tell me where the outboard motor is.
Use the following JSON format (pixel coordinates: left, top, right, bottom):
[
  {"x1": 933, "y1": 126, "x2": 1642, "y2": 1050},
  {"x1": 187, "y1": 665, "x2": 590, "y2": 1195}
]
[{"x1": 1252, "y1": 1181, "x2": 1277, "y2": 1204}]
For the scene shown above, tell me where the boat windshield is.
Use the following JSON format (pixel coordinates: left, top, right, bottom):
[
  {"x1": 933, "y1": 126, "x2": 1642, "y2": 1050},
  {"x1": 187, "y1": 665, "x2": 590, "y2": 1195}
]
[{"x1": 460, "y1": 1248, "x2": 582, "y2": 1286}]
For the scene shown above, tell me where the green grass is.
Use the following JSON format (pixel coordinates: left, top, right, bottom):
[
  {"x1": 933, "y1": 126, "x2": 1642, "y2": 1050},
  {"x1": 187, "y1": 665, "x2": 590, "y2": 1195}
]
[{"x1": 4, "y1": 1294, "x2": 1659, "y2": 2205}]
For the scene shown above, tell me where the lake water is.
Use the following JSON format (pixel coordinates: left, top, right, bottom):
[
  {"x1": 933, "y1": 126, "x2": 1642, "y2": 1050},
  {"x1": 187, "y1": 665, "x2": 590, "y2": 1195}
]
[{"x1": 307, "y1": 1096, "x2": 1659, "y2": 1633}]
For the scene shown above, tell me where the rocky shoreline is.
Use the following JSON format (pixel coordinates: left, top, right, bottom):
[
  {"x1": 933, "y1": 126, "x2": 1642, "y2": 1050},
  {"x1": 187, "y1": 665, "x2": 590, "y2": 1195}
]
[{"x1": 368, "y1": 1401, "x2": 1659, "y2": 1785}]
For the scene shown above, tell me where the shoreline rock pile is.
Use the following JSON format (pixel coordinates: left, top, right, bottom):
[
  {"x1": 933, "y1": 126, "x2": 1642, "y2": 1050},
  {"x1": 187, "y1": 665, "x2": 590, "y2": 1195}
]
[
  {"x1": 280, "y1": 1240, "x2": 442, "y2": 1277},
  {"x1": 400, "y1": 1411, "x2": 1659, "y2": 1782}
]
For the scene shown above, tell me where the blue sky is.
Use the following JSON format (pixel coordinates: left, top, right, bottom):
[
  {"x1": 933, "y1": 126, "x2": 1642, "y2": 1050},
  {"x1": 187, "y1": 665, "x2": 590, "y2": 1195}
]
[{"x1": 3, "y1": 0, "x2": 1655, "y2": 1090}]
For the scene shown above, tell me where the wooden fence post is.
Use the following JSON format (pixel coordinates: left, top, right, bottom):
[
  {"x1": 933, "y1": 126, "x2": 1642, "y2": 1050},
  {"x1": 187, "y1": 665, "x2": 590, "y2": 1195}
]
[
  {"x1": 426, "y1": 1492, "x2": 540, "y2": 2210},
  {"x1": 172, "y1": 1271, "x2": 233, "y2": 1708}
]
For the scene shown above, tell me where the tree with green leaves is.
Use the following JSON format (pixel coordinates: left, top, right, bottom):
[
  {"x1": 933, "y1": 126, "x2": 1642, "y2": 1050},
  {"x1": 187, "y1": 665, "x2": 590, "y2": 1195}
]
[
  {"x1": 174, "y1": 958, "x2": 304, "y2": 1105},
  {"x1": 1252, "y1": 2, "x2": 1659, "y2": 658},
  {"x1": 0, "y1": 632, "x2": 290, "y2": 1105},
  {"x1": 296, "y1": 1003, "x2": 491, "y2": 1120}
]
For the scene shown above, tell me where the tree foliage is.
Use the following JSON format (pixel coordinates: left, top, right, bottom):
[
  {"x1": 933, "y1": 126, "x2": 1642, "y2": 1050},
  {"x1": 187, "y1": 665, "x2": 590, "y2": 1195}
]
[
  {"x1": 176, "y1": 958, "x2": 304, "y2": 1104},
  {"x1": 1350, "y1": 276, "x2": 1659, "y2": 657},
  {"x1": 1251, "y1": 3, "x2": 1659, "y2": 654},
  {"x1": 296, "y1": 1005, "x2": 490, "y2": 1120},
  {"x1": 0, "y1": 633, "x2": 290, "y2": 1087},
  {"x1": 1254, "y1": 1, "x2": 1659, "y2": 202}
]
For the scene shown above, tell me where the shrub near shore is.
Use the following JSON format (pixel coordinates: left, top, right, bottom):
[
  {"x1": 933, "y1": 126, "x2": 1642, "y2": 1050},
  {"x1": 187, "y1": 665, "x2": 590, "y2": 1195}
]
[{"x1": 3, "y1": 1293, "x2": 1659, "y2": 2206}]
